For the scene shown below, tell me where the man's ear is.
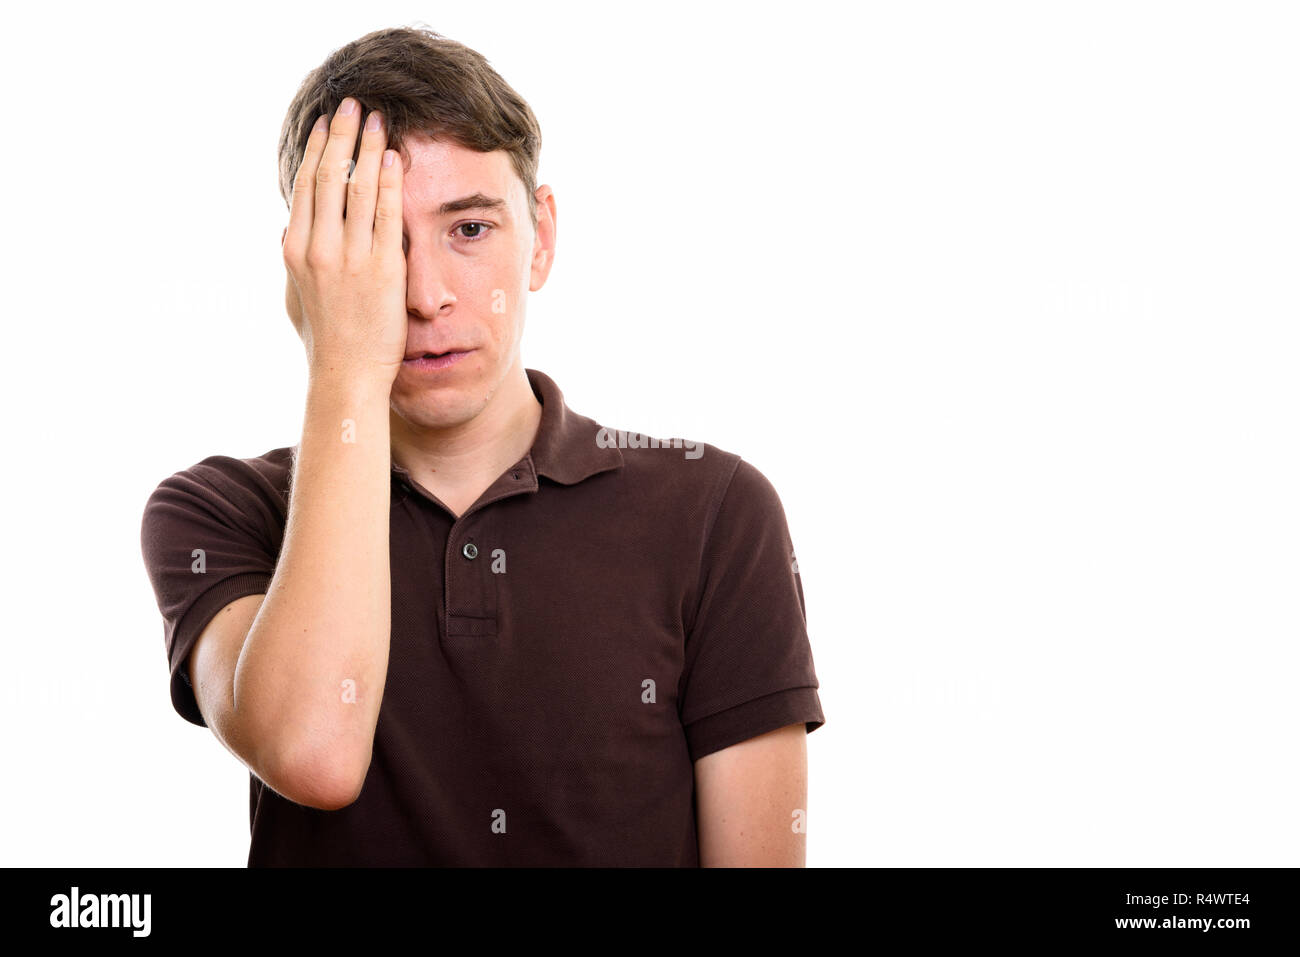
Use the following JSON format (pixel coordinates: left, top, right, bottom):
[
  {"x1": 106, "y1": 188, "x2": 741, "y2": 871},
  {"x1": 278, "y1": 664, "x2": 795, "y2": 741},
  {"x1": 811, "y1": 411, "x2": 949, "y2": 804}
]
[{"x1": 528, "y1": 185, "x2": 557, "y2": 292}]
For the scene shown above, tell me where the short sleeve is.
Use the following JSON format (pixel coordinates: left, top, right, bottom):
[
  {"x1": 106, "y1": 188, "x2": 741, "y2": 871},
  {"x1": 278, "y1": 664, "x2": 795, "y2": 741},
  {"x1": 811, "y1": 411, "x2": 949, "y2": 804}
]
[
  {"x1": 139, "y1": 455, "x2": 286, "y2": 727},
  {"x1": 679, "y1": 457, "x2": 825, "y2": 762}
]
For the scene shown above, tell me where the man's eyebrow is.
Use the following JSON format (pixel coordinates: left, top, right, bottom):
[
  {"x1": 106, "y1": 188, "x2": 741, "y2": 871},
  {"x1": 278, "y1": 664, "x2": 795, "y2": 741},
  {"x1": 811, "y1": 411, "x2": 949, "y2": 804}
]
[{"x1": 437, "y1": 193, "x2": 508, "y2": 216}]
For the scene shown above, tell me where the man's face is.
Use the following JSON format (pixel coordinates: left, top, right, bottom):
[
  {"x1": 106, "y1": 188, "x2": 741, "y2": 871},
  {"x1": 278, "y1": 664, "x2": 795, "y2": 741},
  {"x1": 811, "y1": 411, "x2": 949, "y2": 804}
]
[{"x1": 389, "y1": 134, "x2": 554, "y2": 430}]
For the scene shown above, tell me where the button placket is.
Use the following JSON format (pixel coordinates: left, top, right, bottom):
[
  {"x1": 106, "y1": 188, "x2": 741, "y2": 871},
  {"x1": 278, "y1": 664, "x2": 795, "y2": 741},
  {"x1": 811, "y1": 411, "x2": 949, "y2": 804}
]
[
  {"x1": 438, "y1": 462, "x2": 535, "y2": 639},
  {"x1": 445, "y1": 524, "x2": 497, "y2": 637}
]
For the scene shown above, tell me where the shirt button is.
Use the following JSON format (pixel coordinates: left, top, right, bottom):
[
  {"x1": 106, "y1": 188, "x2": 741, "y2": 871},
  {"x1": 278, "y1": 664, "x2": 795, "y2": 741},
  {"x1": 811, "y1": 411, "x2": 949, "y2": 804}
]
[{"x1": 462, "y1": 542, "x2": 479, "y2": 560}]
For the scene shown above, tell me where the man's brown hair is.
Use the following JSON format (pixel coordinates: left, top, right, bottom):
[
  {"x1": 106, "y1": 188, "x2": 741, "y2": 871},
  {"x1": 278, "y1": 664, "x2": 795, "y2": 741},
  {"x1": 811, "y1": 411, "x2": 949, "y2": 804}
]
[{"x1": 277, "y1": 25, "x2": 543, "y2": 228}]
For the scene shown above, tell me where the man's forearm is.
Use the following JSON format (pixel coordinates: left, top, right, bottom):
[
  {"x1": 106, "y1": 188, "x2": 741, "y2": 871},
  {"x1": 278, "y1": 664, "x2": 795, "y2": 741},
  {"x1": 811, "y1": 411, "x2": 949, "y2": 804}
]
[{"x1": 233, "y1": 369, "x2": 393, "y2": 805}]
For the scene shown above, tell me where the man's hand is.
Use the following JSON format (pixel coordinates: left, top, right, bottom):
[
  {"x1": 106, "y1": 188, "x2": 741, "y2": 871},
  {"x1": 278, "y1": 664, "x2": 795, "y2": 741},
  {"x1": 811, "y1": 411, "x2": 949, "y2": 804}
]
[{"x1": 281, "y1": 97, "x2": 407, "y2": 386}]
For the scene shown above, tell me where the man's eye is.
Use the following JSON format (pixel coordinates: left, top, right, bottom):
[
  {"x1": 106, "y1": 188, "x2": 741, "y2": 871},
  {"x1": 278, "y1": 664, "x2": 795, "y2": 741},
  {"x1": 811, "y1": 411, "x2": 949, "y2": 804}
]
[{"x1": 455, "y1": 222, "x2": 492, "y2": 242}]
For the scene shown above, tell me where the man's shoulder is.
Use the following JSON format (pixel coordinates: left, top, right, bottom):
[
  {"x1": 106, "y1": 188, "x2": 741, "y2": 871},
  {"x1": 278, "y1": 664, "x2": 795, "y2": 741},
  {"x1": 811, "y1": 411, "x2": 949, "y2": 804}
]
[
  {"x1": 595, "y1": 425, "x2": 737, "y2": 480},
  {"x1": 139, "y1": 446, "x2": 295, "y2": 572},
  {"x1": 591, "y1": 423, "x2": 778, "y2": 517},
  {"x1": 144, "y1": 445, "x2": 296, "y2": 512}
]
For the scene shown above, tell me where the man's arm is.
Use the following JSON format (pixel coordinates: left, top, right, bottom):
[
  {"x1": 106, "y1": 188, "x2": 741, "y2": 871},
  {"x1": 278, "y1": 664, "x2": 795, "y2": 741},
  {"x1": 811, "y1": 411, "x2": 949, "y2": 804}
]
[
  {"x1": 183, "y1": 368, "x2": 394, "y2": 811},
  {"x1": 694, "y1": 722, "x2": 809, "y2": 867},
  {"x1": 183, "y1": 98, "x2": 408, "y2": 810},
  {"x1": 185, "y1": 594, "x2": 314, "y2": 802}
]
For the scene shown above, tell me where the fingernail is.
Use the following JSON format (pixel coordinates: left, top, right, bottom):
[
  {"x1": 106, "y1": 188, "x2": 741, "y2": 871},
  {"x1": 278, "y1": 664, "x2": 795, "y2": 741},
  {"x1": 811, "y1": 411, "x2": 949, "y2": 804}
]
[
  {"x1": 312, "y1": 114, "x2": 327, "y2": 134},
  {"x1": 340, "y1": 97, "x2": 356, "y2": 116},
  {"x1": 365, "y1": 111, "x2": 381, "y2": 132}
]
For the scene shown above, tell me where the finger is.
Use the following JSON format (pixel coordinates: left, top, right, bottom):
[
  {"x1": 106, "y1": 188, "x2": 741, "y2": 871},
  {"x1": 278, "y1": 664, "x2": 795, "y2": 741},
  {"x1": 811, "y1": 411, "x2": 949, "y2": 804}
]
[
  {"x1": 344, "y1": 109, "x2": 388, "y2": 256},
  {"x1": 313, "y1": 97, "x2": 364, "y2": 253},
  {"x1": 284, "y1": 114, "x2": 328, "y2": 255},
  {"x1": 372, "y1": 145, "x2": 404, "y2": 258}
]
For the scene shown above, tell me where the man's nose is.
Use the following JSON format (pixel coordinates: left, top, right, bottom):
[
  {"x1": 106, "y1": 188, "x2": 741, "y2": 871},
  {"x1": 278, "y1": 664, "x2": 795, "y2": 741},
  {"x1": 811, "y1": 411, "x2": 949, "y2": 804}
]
[{"x1": 405, "y1": 242, "x2": 456, "y2": 319}]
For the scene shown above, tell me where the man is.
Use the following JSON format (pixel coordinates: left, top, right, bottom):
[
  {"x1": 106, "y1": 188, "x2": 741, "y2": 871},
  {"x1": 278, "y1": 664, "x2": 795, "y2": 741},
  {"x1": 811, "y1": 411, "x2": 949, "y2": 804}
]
[{"x1": 140, "y1": 25, "x2": 825, "y2": 866}]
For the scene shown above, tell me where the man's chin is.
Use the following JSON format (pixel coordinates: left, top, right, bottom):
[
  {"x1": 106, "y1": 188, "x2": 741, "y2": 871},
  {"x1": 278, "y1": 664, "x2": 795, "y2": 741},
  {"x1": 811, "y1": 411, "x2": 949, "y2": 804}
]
[{"x1": 391, "y1": 392, "x2": 480, "y2": 432}]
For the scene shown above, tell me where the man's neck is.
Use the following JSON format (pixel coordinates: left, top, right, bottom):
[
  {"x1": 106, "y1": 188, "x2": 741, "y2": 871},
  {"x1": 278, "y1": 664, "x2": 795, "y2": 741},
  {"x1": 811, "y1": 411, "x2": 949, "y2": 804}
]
[{"x1": 389, "y1": 361, "x2": 542, "y2": 513}]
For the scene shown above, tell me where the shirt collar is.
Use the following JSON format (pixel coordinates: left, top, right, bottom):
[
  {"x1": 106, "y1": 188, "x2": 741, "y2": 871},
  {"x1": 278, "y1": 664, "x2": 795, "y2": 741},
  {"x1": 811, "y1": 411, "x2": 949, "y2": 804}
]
[{"x1": 389, "y1": 367, "x2": 623, "y2": 487}]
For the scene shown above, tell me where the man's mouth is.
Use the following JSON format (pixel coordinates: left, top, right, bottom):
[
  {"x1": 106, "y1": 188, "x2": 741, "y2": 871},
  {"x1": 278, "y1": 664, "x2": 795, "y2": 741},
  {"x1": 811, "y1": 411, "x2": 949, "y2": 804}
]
[
  {"x1": 401, "y1": 349, "x2": 473, "y2": 371},
  {"x1": 403, "y1": 348, "x2": 470, "y2": 360}
]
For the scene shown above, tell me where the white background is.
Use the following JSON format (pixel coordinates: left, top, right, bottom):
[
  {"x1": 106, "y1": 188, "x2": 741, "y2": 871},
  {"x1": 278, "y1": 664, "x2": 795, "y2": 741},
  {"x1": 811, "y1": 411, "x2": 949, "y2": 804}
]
[{"x1": 1, "y1": 0, "x2": 1296, "y2": 867}]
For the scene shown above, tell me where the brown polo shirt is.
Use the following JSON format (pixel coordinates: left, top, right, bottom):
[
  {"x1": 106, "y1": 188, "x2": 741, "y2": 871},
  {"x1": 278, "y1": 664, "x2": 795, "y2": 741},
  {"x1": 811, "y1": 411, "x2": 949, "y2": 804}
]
[{"x1": 140, "y1": 368, "x2": 825, "y2": 866}]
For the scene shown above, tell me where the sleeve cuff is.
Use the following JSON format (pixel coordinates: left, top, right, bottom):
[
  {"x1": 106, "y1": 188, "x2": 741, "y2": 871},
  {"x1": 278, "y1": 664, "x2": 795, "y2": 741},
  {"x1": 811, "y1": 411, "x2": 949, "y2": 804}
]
[{"x1": 683, "y1": 686, "x2": 825, "y2": 763}]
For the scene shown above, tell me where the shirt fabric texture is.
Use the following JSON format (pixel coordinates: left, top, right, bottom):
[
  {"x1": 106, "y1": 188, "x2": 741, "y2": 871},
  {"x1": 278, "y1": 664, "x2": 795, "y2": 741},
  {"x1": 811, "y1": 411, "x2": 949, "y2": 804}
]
[{"x1": 140, "y1": 368, "x2": 825, "y2": 866}]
